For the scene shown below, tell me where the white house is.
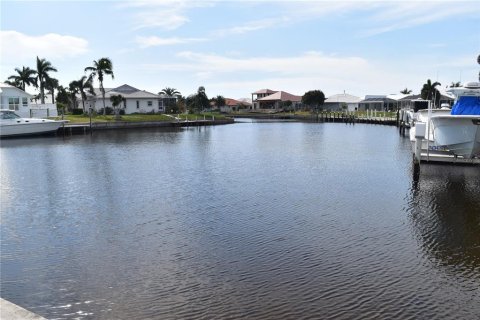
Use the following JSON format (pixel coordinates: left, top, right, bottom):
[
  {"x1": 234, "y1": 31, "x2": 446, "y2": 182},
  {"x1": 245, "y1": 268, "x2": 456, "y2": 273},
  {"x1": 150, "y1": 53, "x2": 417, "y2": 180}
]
[
  {"x1": 0, "y1": 82, "x2": 57, "y2": 117},
  {"x1": 324, "y1": 93, "x2": 362, "y2": 111},
  {"x1": 81, "y1": 84, "x2": 175, "y2": 114}
]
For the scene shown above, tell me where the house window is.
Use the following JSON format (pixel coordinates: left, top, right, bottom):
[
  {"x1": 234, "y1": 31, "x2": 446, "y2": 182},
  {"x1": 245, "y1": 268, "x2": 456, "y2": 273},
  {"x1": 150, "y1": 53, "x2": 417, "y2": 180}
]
[
  {"x1": 136, "y1": 101, "x2": 139, "y2": 109},
  {"x1": 148, "y1": 101, "x2": 152, "y2": 106},
  {"x1": 22, "y1": 97, "x2": 28, "y2": 107},
  {"x1": 8, "y1": 97, "x2": 20, "y2": 110}
]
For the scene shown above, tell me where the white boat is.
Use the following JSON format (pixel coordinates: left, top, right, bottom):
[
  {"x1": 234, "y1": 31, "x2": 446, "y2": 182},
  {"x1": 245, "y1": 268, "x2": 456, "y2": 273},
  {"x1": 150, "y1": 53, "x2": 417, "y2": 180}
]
[
  {"x1": 409, "y1": 82, "x2": 480, "y2": 161},
  {"x1": 0, "y1": 109, "x2": 67, "y2": 138}
]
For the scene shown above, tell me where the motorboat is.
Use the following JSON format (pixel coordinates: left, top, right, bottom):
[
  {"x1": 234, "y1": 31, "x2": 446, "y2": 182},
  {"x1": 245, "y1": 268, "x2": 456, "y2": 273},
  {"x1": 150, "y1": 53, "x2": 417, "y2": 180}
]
[
  {"x1": 0, "y1": 109, "x2": 67, "y2": 138},
  {"x1": 409, "y1": 82, "x2": 480, "y2": 161},
  {"x1": 429, "y1": 83, "x2": 480, "y2": 158}
]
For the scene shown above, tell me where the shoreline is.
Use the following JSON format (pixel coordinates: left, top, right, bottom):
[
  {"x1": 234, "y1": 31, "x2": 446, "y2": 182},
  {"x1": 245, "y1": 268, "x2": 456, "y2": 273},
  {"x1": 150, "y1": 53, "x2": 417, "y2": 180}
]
[{"x1": 0, "y1": 298, "x2": 46, "y2": 320}]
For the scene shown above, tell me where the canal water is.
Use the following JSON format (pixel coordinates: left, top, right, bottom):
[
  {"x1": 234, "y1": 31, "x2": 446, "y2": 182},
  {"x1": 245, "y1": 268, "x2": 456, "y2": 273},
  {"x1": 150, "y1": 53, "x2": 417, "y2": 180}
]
[{"x1": 1, "y1": 122, "x2": 479, "y2": 319}]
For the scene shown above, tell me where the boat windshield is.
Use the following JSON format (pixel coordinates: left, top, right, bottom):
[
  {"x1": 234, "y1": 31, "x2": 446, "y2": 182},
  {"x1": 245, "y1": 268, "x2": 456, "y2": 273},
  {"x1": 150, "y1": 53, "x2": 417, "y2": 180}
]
[{"x1": 0, "y1": 111, "x2": 21, "y2": 120}]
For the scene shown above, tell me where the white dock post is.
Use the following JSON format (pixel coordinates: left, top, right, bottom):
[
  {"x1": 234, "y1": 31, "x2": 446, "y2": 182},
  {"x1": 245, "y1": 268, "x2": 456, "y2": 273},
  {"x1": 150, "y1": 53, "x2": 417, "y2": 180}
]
[{"x1": 414, "y1": 122, "x2": 426, "y2": 164}]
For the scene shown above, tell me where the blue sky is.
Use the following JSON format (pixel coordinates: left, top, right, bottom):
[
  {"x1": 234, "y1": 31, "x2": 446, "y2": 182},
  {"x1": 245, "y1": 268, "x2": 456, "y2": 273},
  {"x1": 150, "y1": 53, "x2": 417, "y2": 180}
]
[{"x1": 1, "y1": 0, "x2": 479, "y2": 100}]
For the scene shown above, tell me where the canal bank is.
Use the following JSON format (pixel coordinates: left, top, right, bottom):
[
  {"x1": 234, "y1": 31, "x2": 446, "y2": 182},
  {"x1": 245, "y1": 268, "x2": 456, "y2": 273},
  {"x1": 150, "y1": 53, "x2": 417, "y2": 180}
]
[
  {"x1": 0, "y1": 298, "x2": 46, "y2": 319},
  {"x1": 58, "y1": 118, "x2": 235, "y2": 135}
]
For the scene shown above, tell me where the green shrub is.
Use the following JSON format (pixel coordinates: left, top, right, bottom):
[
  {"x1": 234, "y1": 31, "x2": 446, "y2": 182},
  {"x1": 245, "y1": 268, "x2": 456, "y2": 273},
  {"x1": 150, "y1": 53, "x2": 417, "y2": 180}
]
[{"x1": 72, "y1": 109, "x2": 84, "y2": 115}]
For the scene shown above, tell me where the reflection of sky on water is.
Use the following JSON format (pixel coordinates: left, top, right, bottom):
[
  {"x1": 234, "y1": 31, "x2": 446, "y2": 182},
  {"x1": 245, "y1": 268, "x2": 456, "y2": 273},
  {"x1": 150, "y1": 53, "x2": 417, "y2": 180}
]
[
  {"x1": 1, "y1": 124, "x2": 479, "y2": 319},
  {"x1": 407, "y1": 164, "x2": 480, "y2": 274}
]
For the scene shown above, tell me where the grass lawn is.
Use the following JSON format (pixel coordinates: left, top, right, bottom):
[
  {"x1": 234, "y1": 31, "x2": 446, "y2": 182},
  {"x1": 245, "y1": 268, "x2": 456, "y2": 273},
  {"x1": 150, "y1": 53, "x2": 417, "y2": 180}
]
[{"x1": 56, "y1": 113, "x2": 228, "y2": 123}]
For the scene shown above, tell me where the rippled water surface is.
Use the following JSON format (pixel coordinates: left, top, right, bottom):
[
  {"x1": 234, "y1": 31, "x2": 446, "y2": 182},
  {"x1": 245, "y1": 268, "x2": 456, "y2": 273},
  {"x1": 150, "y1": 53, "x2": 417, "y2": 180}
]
[{"x1": 1, "y1": 122, "x2": 479, "y2": 319}]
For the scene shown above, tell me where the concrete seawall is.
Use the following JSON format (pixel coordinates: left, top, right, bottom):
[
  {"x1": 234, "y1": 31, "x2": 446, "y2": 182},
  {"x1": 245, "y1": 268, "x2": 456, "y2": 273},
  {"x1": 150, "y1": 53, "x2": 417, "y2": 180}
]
[
  {"x1": 59, "y1": 118, "x2": 235, "y2": 134},
  {"x1": 0, "y1": 298, "x2": 46, "y2": 319}
]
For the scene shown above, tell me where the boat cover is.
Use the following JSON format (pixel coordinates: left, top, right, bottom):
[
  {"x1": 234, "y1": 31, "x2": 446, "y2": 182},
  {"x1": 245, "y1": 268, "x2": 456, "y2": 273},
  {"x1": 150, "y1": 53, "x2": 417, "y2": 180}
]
[{"x1": 450, "y1": 96, "x2": 480, "y2": 115}]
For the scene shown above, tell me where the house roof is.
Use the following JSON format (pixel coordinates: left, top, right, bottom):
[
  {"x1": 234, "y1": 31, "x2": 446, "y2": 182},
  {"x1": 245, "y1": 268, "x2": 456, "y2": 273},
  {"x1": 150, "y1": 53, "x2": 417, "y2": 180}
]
[
  {"x1": 399, "y1": 94, "x2": 422, "y2": 101},
  {"x1": 258, "y1": 91, "x2": 302, "y2": 102},
  {"x1": 225, "y1": 98, "x2": 251, "y2": 106},
  {"x1": 325, "y1": 93, "x2": 361, "y2": 104},
  {"x1": 84, "y1": 84, "x2": 160, "y2": 100},
  {"x1": 252, "y1": 89, "x2": 277, "y2": 95},
  {"x1": 0, "y1": 82, "x2": 33, "y2": 97},
  {"x1": 359, "y1": 97, "x2": 398, "y2": 103}
]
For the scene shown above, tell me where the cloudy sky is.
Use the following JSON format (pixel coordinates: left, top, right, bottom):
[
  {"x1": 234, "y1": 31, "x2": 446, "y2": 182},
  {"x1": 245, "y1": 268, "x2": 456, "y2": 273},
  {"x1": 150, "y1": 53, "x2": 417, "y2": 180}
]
[{"x1": 1, "y1": 0, "x2": 479, "y2": 100}]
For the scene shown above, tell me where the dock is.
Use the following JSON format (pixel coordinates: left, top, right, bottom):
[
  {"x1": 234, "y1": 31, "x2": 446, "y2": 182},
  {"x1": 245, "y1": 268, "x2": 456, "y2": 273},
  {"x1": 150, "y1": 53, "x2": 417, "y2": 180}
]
[{"x1": 416, "y1": 152, "x2": 480, "y2": 164}]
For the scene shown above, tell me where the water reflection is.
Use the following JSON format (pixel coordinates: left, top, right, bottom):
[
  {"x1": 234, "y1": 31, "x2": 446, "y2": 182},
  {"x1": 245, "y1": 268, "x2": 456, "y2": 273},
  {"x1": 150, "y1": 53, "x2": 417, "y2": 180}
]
[{"x1": 407, "y1": 163, "x2": 480, "y2": 272}]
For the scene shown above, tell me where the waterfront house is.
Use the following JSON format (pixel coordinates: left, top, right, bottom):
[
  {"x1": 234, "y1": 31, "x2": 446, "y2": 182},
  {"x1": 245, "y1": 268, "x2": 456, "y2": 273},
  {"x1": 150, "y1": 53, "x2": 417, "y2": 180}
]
[
  {"x1": 251, "y1": 89, "x2": 302, "y2": 111},
  {"x1": 324, "y1": 93, "x2": 362, "y2": 111},
  {"x1": 0, "y1": 82, "x2": 57, "y2": 117},
  {"x1": 358, "y1": 95, "x2": 401, "y2": 111},
  {"x1": 81, "y1": 84, "x2": 176, "y2": 114},
  {"x1": 220, "y1": 98, "x2": 252, "y2": 113}
]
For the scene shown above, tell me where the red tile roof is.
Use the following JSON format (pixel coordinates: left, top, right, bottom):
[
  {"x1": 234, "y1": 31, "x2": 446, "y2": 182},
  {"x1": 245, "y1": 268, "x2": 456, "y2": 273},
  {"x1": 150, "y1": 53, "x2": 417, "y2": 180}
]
[{"x1": 258, "y1": 91, "x2": 302, "y2": 102}]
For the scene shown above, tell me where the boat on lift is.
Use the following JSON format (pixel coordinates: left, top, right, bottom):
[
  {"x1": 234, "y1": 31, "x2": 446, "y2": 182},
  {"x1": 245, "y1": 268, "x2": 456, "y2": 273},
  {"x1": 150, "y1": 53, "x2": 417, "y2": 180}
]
[{"x1": 409, "y1": 82, "x2": 480, "y2": 162}]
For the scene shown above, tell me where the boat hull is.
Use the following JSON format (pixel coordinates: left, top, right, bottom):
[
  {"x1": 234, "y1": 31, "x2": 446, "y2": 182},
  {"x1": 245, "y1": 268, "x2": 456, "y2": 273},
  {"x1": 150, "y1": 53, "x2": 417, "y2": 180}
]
[
  {"x1": 430, "y1": 116, "x2": 480, "y2": 158},
  {"x1": 0, "y1": 121, "x2": 64, "y2": 137}
]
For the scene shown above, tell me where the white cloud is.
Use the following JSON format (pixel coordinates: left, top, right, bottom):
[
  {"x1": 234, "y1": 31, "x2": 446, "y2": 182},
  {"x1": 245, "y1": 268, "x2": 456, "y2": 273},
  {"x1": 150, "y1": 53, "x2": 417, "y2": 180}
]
[
  {"x1": 123, "y1": 0, "x2": 215, "y2": 30},
  {"x1": 168, "y1": 51, "x2": 370, "y2": 76},
  {"x1": 135, "y1": 36, "x2": 207, "y2": 48},
  {"x1": 214, "y1": 16, "x2": 290, "y2": 36},
  {"x1": 0, "y1": 31, "x2": 89, "y2": 62}
]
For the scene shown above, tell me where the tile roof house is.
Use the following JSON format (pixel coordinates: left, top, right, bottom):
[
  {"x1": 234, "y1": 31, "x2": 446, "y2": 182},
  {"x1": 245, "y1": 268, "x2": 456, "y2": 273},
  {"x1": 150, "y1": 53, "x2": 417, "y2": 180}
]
[
  {"x1": 219, "y1": 98, "x2": 252, "y2": 113},
  {"x1": 251, "y1": 89, "x2": 302, "y2": 111},
  {"x1": 81, "y1": 84, "x2": 176, "y2": 114},
  {"x1": 324, "y1": 93, "x2": 362, "y2": 111}
]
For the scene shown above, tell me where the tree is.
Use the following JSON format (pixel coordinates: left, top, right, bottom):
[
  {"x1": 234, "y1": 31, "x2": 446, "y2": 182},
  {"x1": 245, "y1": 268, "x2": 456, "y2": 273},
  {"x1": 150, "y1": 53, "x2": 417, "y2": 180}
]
[
  {"x1": 302, "y1": 90, "x2": 325, "y2": 111},
  {"x1": 68, "y1": 81, "x2": 80, "y2": 110},
  {"x1": 70, "y1": 76, "x2": 95, "y2": 112},
  {"x1": 36, "y1": 56, "x2": 58, "y2": 104},
  {"x1": 85, "y1": 57, "x2": 114, "y2": 115},
  {"x1": 420, "y1": 79, "x2": 441, "y2": 107},
  {"x1": 159, "y1": 87, "x2": 180, "y2": 96},
  {"x1": 450, "y1": 81, "x2": 461, "y2": 88},
  {"x1": 159, "y1": 87, "x2": 180, "y2": 112},
  {"x1": 212, "y1": 95, "x2": 226, "y2": 109},
  {"x1": 44, "y1": 77, "x2": 59, "y2": 104},
  {"x1": 8, "y1": 66, "x2": 37, "y2": 91},
  {"x1": 57, "y1": 86, "x2": 69, "y2": 105},
  {"x1": 110, "y1": 94, "x2": 125, "y2": 120},
  {"x1": 4, "y1": 79, "x2": 22, "y2": 89},
  {"x1": 400, "y1": 88, "x2": 412, "y2": 94},
  {"x1": 186, "y1": 86, "x2": 209, "y2": 112}
]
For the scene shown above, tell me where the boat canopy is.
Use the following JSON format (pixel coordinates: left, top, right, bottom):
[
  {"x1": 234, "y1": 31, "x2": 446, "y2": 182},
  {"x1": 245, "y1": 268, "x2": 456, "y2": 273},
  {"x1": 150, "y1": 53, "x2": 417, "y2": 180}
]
[{"x1": 450, "y1": 96, "x2": 480, "y2": 115}]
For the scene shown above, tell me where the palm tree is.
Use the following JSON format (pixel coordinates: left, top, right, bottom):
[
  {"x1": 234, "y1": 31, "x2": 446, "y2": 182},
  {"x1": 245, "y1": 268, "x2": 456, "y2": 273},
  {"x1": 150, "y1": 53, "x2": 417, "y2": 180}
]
[
  {"x1": 213, "y1": 95, "x2": 226, "y2": 109},
  {"x1": 110, "y1": 94, "x2": 125, "y2": 120},
  {"x1": 159, "y1": 87, "x2": 180, "y2": 96},
  {"x1": 159, "y1": 87, "x2": 180, "y2": 113},
  {"x1": 4, "y1": 79, "x2": 22, "y2": 89},
  {"x1": 70, "y1": 76, "x2": 95, "y2": 112},
  {"x1": 68, "y1": 80, "x2": 80, "y2": 110},
  {"x1": 8, "y1": 66, "x2": 37, "y2": 91},
  {"x1": 36, "y1": 56, "x2": 58, "y2": 104},
  {"x1": 420, "y1": 79, "x2": 441, "y2": 107},
  {"x1": 400, "y1": 88, "x2": 412, "y2": 94},
  {"x1": 45, "y1": 77, "x2": 59, "y2": 104},
  {"x1": 85, "y1": 57, "x2": 114, "y2": 115},
  {"x1": 450, "y1": 81, "x2": 462, "y2": 88}
]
